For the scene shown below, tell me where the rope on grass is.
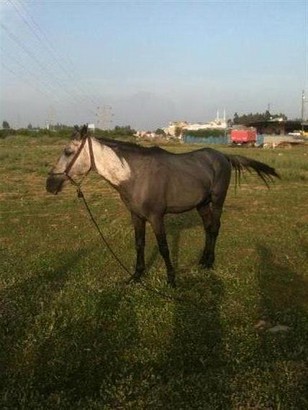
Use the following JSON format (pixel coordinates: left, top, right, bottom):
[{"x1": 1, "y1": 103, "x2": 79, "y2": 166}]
[{"x1": 74, "y1": 184, "x2": 202, "y2": 307}]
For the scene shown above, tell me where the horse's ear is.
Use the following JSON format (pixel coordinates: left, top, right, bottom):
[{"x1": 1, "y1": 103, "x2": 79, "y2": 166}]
[
  {"x1": 80, "y1": 124, "x2": 88, "y2": 138},
  {"x1": 71, "y1": 125, "x2": 82, "y2": 140}
]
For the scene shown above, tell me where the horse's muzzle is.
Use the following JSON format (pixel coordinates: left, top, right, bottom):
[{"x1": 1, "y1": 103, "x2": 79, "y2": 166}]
[{"x1": 46, "y1": 174, "x2": 66, "y2": 195}]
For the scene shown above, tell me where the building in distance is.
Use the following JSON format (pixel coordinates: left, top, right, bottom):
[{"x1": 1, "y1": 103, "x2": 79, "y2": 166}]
[{"x1": 163, "y1": 110, "x2": 228, "y2": 138}]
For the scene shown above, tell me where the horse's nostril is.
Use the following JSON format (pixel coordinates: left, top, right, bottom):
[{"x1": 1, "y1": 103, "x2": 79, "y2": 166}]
[{"x1": 46, "y1": 175, "x2": 65, "y2": 194}]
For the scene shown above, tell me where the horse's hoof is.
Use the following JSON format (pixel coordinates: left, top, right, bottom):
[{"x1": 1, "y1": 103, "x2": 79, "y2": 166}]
[
  {"x1": 167, "y1": 279, "x2": 176, "y2": 288},
  {"x1": 126, "y1": 275, "x2": 141, "y2": 285},
  {"x1": 199, "y1": 258, "x2": 214, "y2": 269},
  {"x1": 200, "y1": 263, "x2": 214, "y2": 270}
]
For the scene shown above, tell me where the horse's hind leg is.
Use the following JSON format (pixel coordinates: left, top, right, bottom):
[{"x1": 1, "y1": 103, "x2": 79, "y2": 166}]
[
  {"x1": 197, "y1": 201, "x2": 223, "y2": 269},
  {"x1": 149, "y1": 215, "x2": 176, "y2": 287},
  {"x1": 130, "y1": 212, "x2": 146, "y2": 283}
]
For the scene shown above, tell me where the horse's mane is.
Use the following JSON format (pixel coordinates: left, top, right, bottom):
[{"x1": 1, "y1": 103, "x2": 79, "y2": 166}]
[
  {"x1": 71, "y1": 126, "x2": 164, "y2": 156},
  {"x1": 94, "y1": 136, "x2": 163, "y2": 155}
]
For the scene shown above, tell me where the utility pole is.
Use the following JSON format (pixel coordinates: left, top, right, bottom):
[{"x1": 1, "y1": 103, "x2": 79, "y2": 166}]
[
  {"x1": 301, "y1": 90, "x2": 306, "y2": 121},
  {"x1": 96, "y1": 105, "x2": 113, "y2": 130},
  {"x1": 48, "y1": 105, "x2": 56, "y2": 131}
]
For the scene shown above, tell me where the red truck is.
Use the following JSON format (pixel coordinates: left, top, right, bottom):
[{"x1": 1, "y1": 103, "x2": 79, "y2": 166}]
[{"x1": 230, "y1": 129, "x2": 257, "y2": 145}]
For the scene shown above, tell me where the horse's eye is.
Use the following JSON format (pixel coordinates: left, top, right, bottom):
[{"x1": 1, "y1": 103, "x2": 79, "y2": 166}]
[{"x1": 64, "y1": 147, "x2": 74, "y2": 156}]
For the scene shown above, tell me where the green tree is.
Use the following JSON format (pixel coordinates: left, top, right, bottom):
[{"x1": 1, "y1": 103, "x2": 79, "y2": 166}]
[
  {"x1": 233, "y1": 111, "x2": 287, "y2": 125},
  {"x1": 155, "y1": 128, "x2": 166, "y2": 135},
  {"x1": 174, "y1": 126, "x2": 182, "y2": 138},
  {"x1": 2, "y1": 120, "x2": 10, "y2": 129},
  {"x1": 233, "y1": 113, "x2": 240, "y2": 124}
]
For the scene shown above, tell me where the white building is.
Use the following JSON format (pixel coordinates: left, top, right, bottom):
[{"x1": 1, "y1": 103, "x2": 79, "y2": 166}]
[
  {"x1": 163, "y1": 110, "x2": 228, "y2": 138},
  {"x1": 88, "y1": 123, "x2": 95, "y2": 132}
]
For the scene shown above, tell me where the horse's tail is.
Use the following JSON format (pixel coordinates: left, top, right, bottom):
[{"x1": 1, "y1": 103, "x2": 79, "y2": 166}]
[{"x1": 224, "y1": 154, "x2": 280, "y2": 187}]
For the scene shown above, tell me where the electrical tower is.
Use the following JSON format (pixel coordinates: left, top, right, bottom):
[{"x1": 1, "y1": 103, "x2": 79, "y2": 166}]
[{"x1": 95, "y1": 105, "x2": 113, "y2": 130}]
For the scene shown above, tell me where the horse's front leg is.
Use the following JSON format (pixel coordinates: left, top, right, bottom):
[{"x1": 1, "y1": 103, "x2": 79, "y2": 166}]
[
  {"x1": 130, "y1": 212, "x2": 146, "y2": 283},
  {"x1": 149, "y1": 214, "x2": 176, "y2": 287}
]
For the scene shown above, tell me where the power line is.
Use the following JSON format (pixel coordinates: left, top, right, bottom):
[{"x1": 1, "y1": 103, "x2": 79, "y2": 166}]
[
  {"x1": 1, "y1": 62, "x2": 53, "y2": 100},
  {"x1": 9, "y1": 0, "x2": 100, "y2": 109},
  {"x1": 0, "y1": 22, "x2": 97, "y2": 117},
  {"x1": 0, "y1": 45, "x2": 61, "y2": 101},
  {"x1": 2, "y1": 0, "x2": 109, "y2": 124},
  {"x1": 1, "y1": 22, "x2": 64, "y2": 90}
]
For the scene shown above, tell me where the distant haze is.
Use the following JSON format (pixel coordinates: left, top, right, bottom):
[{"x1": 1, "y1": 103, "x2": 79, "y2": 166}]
[{"x1": 0, "y1": 1, "x2": 307, "y2": 130}]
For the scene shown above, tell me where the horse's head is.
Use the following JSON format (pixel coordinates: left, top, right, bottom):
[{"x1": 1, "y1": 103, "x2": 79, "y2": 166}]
[{"x1": 46, "y1": 124, "x2": 91, "y2": 194}]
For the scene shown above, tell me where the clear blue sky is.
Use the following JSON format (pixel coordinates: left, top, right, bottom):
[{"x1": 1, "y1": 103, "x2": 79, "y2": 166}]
[{"x1": 0, "y1": 0, "x2": 307, "y2": 130}]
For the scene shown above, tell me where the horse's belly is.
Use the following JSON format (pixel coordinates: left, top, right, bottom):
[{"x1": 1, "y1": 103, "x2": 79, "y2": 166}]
[
  {"x1": 165, "y1": 204, "x2": 197, "y2": 213},
  {"x1": 166, "y1": 184, "x2": 209, "y2": 213}
]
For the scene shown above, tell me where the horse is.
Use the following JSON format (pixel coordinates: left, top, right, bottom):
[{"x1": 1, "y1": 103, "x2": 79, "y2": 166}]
[{"x1": 46, "y1": 125, "x2": 279, "y2": 287}]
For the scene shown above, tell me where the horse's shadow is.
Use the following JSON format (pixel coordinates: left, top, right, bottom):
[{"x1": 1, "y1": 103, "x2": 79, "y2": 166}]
[
  {"x1": 149, "y1": 270, "x2": 231, "y2": 407},
  {"x1": 256, "y1": 242, "x2": 308, "y2": 333},
  {"x1": 1, "y1": 247, "x2": 140, "y2": 407},
  {"x1": 254, "y1": 242, "x2": 308, "y2": 407}
]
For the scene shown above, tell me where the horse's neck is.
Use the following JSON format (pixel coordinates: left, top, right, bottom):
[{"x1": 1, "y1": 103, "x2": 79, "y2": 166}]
[{"x1": 91, "y1": 138, "x2": 131, "y2": 186}]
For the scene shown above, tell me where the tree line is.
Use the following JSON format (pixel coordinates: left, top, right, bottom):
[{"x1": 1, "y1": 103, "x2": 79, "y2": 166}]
[
  {"x1": 2, "y1": 110, "x2": 292, "y2": 139},
  {"x1": 0, "y1": 121, "x2": 137, "y2": 140},
  {"x1": 233, "y1": 110, "x2": 288, "y2": 125}
]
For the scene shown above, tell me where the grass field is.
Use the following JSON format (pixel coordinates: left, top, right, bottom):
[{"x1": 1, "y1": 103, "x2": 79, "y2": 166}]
[{"x1": 1, "y1": 135, "x2": 307, "y2": 409}]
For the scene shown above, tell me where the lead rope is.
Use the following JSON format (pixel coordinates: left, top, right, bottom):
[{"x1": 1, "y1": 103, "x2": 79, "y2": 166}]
[
  {"x1": 66, "y1": 136, "x2": 198, "y2": 306},
  {"x1": 72, "y1": 182, "x2": 193, "y2": 305}
]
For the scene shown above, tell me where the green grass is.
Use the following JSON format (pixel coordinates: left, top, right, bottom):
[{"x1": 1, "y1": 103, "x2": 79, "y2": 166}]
[{"x1": 1, "y1": 136, "x2": 308, "y2": 409}]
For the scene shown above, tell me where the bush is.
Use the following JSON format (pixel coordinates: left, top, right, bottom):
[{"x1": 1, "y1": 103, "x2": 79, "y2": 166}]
[
  {"x1": 0, "y1": 126, "x2": 138, "y2": 142},
  {"x1": 0, "y1": 129, "x2": 16, "y2": 139},
  {"x1": 182, "y1": 128, "x2": 225, "y2": 138}
]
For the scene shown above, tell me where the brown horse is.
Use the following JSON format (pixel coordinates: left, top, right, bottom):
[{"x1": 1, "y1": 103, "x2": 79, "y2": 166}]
[{"x1": 46, "y1": 125, "x2": 279, "y2": 287}]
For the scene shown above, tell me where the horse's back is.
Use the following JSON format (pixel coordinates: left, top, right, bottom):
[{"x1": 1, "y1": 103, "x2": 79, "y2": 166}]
[
  {"x1": 120, "y1": 146, "x2": 232, "y2": 216},
  {"x1": 151, "y1": 147, "x2": 231, "y2": 213},
  {"x1": 161, "y1": 146, "x2": 231, "y2": 179}
]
